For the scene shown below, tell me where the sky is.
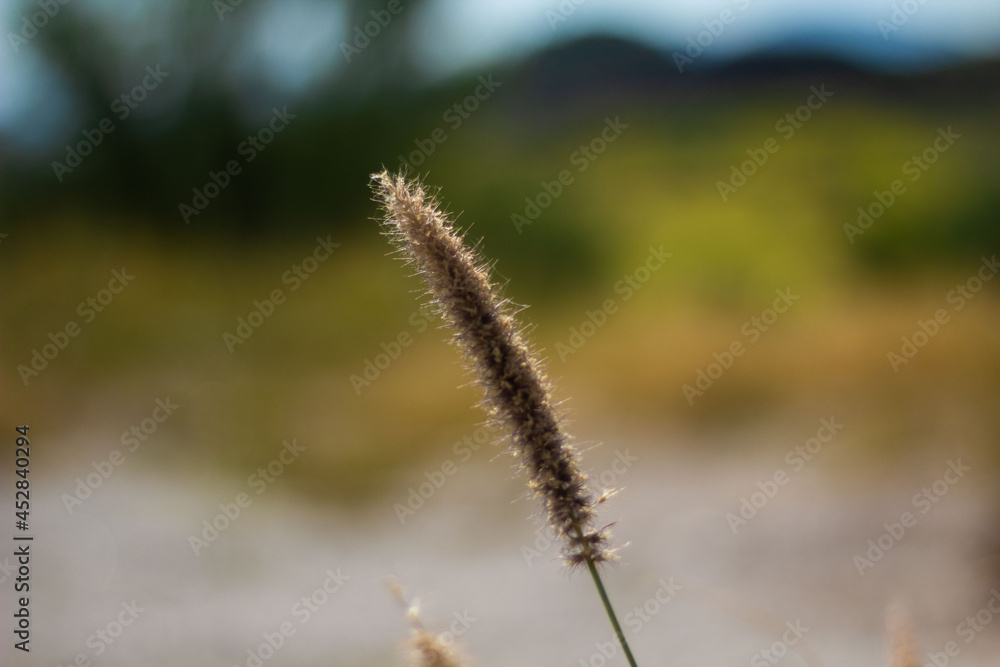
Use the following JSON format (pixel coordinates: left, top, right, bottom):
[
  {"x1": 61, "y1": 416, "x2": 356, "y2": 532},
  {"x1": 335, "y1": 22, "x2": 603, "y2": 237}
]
[
  {"x1": 2, "y1": 0, "x2": 999, "y2": 146},
  {"x1": 414, "y1": 0, "x2": 1000, "y2": 77}
]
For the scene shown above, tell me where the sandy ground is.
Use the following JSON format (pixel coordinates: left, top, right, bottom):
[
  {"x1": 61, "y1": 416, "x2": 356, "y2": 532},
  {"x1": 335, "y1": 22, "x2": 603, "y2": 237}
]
[{"x1": 2, "y1": 430, "x2": 998, "y2": 667}]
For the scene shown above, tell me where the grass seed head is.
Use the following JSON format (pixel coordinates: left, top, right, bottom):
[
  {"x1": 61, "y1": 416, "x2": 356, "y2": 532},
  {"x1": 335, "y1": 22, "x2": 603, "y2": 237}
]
[{"x1": 371, "y1": 170, "x2": 614, "y2": 567}]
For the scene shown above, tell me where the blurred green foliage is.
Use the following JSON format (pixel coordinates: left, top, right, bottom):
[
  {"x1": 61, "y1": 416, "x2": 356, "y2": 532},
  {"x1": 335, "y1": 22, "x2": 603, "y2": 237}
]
[{"x1": 3, "y1": 3, "x2": 999, "y2": 499}]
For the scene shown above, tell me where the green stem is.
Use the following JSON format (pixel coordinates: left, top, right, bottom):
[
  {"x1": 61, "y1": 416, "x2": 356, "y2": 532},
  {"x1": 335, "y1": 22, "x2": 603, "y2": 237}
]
[{"x1": 585, "y1": 556, "x2": 639, "y2": 667}]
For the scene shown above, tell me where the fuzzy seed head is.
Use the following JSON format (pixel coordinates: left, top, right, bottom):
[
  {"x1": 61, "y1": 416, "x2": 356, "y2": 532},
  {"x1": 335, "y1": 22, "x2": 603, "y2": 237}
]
[
  {"x1": 887, "y1": 607, "x2": 919, "y2": 667},
  {"x1": 389, "y1": 580, "x2": 471, "y2": 667},
  {"x1": 371, "y1": 170, "x2": 614, "y2": 567},
  {"x1": 410, "y1": 631, "x2": 467, "y2": 667}
]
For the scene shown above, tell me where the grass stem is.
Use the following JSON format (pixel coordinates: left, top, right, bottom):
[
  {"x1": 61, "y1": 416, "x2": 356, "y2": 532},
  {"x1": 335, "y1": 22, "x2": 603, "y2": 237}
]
[{"x1": 585, "y1": 555, "x2": 639, "y2": 667}]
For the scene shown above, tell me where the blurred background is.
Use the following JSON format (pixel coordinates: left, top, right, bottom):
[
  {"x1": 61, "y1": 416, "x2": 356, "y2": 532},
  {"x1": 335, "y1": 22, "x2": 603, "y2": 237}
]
[{"x1": 2, "y1": 0, "x2": 1000, "y2": 665}]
